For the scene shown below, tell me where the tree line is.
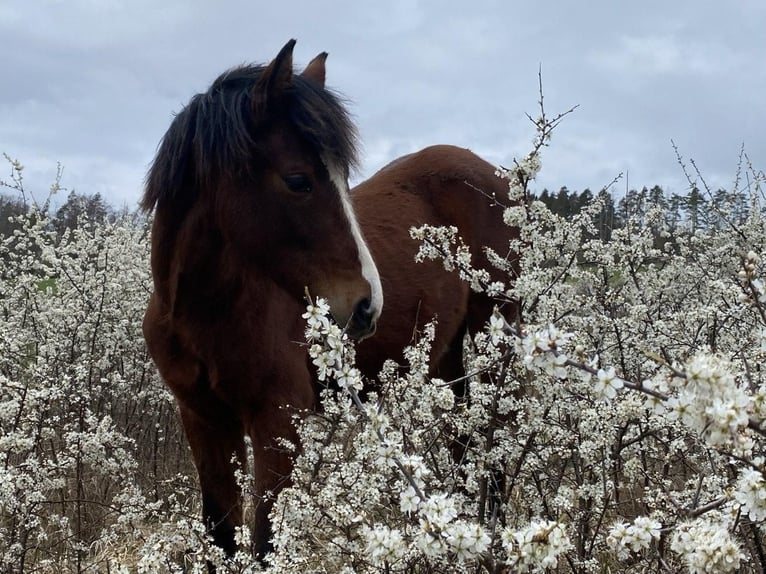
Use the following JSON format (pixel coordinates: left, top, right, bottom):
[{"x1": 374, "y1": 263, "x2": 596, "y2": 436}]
[
  {"x1": 0, "y1": 190, "x2": 129, "y2": 238},
  {"x1": 3, "y1": 182, "x2": 743, "y2": 242},
  {"x1": 537, "y1": 183, "x2": 752, "y2": 242}
]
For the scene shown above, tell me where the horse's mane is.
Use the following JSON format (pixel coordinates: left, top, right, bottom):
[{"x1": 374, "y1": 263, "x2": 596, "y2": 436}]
[{"x1": 141, "y1": 64, "x2": 358, "y2": 212}]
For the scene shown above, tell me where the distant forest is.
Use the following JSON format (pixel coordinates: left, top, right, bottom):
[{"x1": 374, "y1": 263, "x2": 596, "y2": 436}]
[
  {"x1": 538, "y1": 183, "x2": 749, "y2": 241},
  {"x1": 0, "y1": 190, "x2": 131, "y2": 238},
  {"x1": 0, "y1": 183, "x2": 750, "y2": 242}
]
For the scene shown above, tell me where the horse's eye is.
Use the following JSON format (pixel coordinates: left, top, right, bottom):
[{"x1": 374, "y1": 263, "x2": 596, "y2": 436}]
[{"x1": 283, "y1": 174, "x2": 312, "y2": 194}]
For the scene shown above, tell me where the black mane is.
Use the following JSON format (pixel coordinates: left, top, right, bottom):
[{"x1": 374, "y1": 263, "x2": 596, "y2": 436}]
[{"x1": 141, "y1": 64, "x2": 358, "y2": 212}]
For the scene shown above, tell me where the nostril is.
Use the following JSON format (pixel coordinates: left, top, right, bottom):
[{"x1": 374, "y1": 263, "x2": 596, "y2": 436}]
[
  {"x1": 347, "y1": 297, "x2": 377, "y2": 340},
  {"x1": 354, "y1": 297, "x2": 373, "y2": 320}
]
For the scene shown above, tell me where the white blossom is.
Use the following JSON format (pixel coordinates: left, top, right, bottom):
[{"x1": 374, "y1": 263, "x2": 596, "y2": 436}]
[
  {"x1": 733, "y1": 468, "x2": 766, "y2": 522},
  {"x1": 443, "y1": 520, "x2": 490, "y2": 559},
  {"x1": 670, "y1": 518, "x2": 743, "y2": 573},
  {"x1": 362, "y1": 524, "x2": 406, "y2": 565},
  {"x1": 420, "y1": 492, "x2": 459, "y2": 529},
  {"x1": 502, "y1": 520, "x2": 571, "y2": 569},
  {"x1": 608, "y1": 516, "x2": 662, "y2": 557},
  {"x1": 593, "y1": 366, "x2": 624, "y2": 400}
]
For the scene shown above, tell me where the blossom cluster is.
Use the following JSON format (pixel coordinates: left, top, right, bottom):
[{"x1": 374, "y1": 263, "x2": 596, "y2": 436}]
[
  {"x1": 0, "y1": 196, "x2": 201, "y2": 571},
  {"x1": 363, "y1": 108, "x2": 766, "y2": 572},
  {"x1": 670, "y1": 516, "x2": 744, "y2": 573},
  {"x1": 411, "y1": 224, "x2": 493, "y2": 292},
  {"x1": 516, "y1": 323, "x2": 572, "y2": 379},
  {"x1": 268, "y1": 299, "x2": 573, "y2": 573},
  {"x1": 607, "y1": 516, "x2": 662, "y2": 559},
  {"x1": 502, "y1": 519, "x2": 571, "y2": 569},
  {"x1": 662, "y1": 354, "x2": 753, "y2": 453}
]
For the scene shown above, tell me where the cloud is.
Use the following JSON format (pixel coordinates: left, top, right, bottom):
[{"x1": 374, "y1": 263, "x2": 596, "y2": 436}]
[
  {"x1": 591, "y1": 34, "x2": 740, "y2": 77},
  {"x1": 2, "y1": 1, "x2": 765, "y2": 209}
]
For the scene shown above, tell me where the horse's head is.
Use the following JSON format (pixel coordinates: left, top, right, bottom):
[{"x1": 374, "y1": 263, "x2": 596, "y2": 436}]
[{"x1": 143, "y1": 40, "x2": 382, "y2": 339}]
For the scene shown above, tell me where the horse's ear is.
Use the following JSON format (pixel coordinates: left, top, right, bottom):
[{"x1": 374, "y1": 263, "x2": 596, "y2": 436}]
[
  {"x1": 254, "y1": 39, "x2": 296, "y2": 109},
  {"x1": 301, "y1": 52, "x2": 328, "y2": 88}
]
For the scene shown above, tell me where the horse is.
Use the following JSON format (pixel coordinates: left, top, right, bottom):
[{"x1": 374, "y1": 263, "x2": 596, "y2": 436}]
[
  {"x1": 142, "y1": 39, "x2": 517, "y2": 561},
  {"x1": 142, "y1": 39, "x2": 381, "y2": 559}
]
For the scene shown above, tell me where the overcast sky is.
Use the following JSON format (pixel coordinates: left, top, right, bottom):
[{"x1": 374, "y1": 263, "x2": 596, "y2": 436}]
[{"x1": 2, "y1": 1, "x2": 764, "y2": 209}]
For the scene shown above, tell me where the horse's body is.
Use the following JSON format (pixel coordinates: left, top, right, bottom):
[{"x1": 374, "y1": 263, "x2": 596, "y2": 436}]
[
  {"x1": 352, "y1": 145, "x2": 517, "y2": 381},
  {"x1": 142, "y1": 40, "x2": 516, "y2": 561}
]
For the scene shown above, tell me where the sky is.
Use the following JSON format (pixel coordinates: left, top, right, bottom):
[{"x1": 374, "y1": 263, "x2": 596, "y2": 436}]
[{"x1": 1, "y1": 0, "x2": 764, "y2": 209}]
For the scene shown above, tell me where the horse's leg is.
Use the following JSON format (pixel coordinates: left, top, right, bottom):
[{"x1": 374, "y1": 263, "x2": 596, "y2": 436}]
[
  {"x1": 179, "y1": 403, "x2": 246, "y2": 557},
  {"x1": 249, "y1": 431, "x2": 288, "y2": 558},
  {"x1": 247, "y1": 386, "x2": 312, "y2": 559},
  {"x1": 466, "y1": 293, "x2": 520, "y2": 521},
  {"x1": 436, "y1": 323, "x2": 469, "y2": 398},
  {"x1": 435, "y1": 324, "x2": 473, "y2": 475},
  {"x1": 143, "y1": 303, "x2": 247, "y2": 560}
]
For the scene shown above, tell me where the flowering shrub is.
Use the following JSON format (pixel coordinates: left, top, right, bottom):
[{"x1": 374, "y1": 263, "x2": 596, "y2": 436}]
[
  {"x1": 3, "y1": 97, "x2": 766, "y2": 572},
  {"x1": 0, "y1": 165, "x2": 194, "y2": 572},
  {"x1": 265, "y1": 106, "x2": 766, "y2": 573}
]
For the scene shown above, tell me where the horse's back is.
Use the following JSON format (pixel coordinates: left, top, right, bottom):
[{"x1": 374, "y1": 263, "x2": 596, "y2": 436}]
[
  {"x1": 366, "y1": 145, "x2": 510, "y2": 260},
  {"x1": 351, "y1": 145, "x2": 513, "y2": 377}
]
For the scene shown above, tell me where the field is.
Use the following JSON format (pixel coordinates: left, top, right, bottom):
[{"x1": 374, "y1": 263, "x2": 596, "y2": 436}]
[{"x1": 2, "y1": 120, "x2": 766, "y2": 572}]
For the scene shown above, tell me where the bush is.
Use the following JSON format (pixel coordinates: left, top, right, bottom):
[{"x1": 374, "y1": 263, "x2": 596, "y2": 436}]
[
  {"x1": 0, "y1": 176, "x2": 191, "y2": 572},
  {"x1": 266, "y1": 109, "x2": 766, "y2": 573},
  {"x1": 3, "y1": 101, "x2": 766, "y2": 572}
]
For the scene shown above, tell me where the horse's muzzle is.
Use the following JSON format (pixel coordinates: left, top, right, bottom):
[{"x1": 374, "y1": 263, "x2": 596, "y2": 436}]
[{"x1": 344, "y1": 298, "x2": 377, "y2": 340}]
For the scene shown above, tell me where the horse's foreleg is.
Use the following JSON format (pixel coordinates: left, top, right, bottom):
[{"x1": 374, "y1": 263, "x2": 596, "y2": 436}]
[
  {"x1": 248, "y1": 398, "x2": 307, "y2": 559},
  {"x1": 179, "y1": 404, "x2": 246, "y2": 557}
]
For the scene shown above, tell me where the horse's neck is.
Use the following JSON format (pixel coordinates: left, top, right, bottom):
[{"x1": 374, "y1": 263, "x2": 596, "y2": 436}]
[
  {"x1": 151, "y1": 205, "x2": 308, "y2": 381},
  {"x1": 169, "y1": 266, "x2": 308, "y2": 396}
]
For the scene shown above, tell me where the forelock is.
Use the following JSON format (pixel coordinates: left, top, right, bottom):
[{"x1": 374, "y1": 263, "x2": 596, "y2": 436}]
[{"x1": 142, "y1": 63, "x2": 358, "y2": 212}]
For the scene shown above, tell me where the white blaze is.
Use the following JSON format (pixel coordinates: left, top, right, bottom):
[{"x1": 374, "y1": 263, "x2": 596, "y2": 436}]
[{"x1": 327, "y1": 162, "x2": 384, "y2": 321}]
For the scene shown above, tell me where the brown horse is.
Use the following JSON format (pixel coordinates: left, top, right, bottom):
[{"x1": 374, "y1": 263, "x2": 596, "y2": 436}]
[
  {"x1": 142, "y1": 40, "x2": 516, "y2": 561},
  {"x1": 142, "y1": 40, "x2": 382, "y2": 558}
]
